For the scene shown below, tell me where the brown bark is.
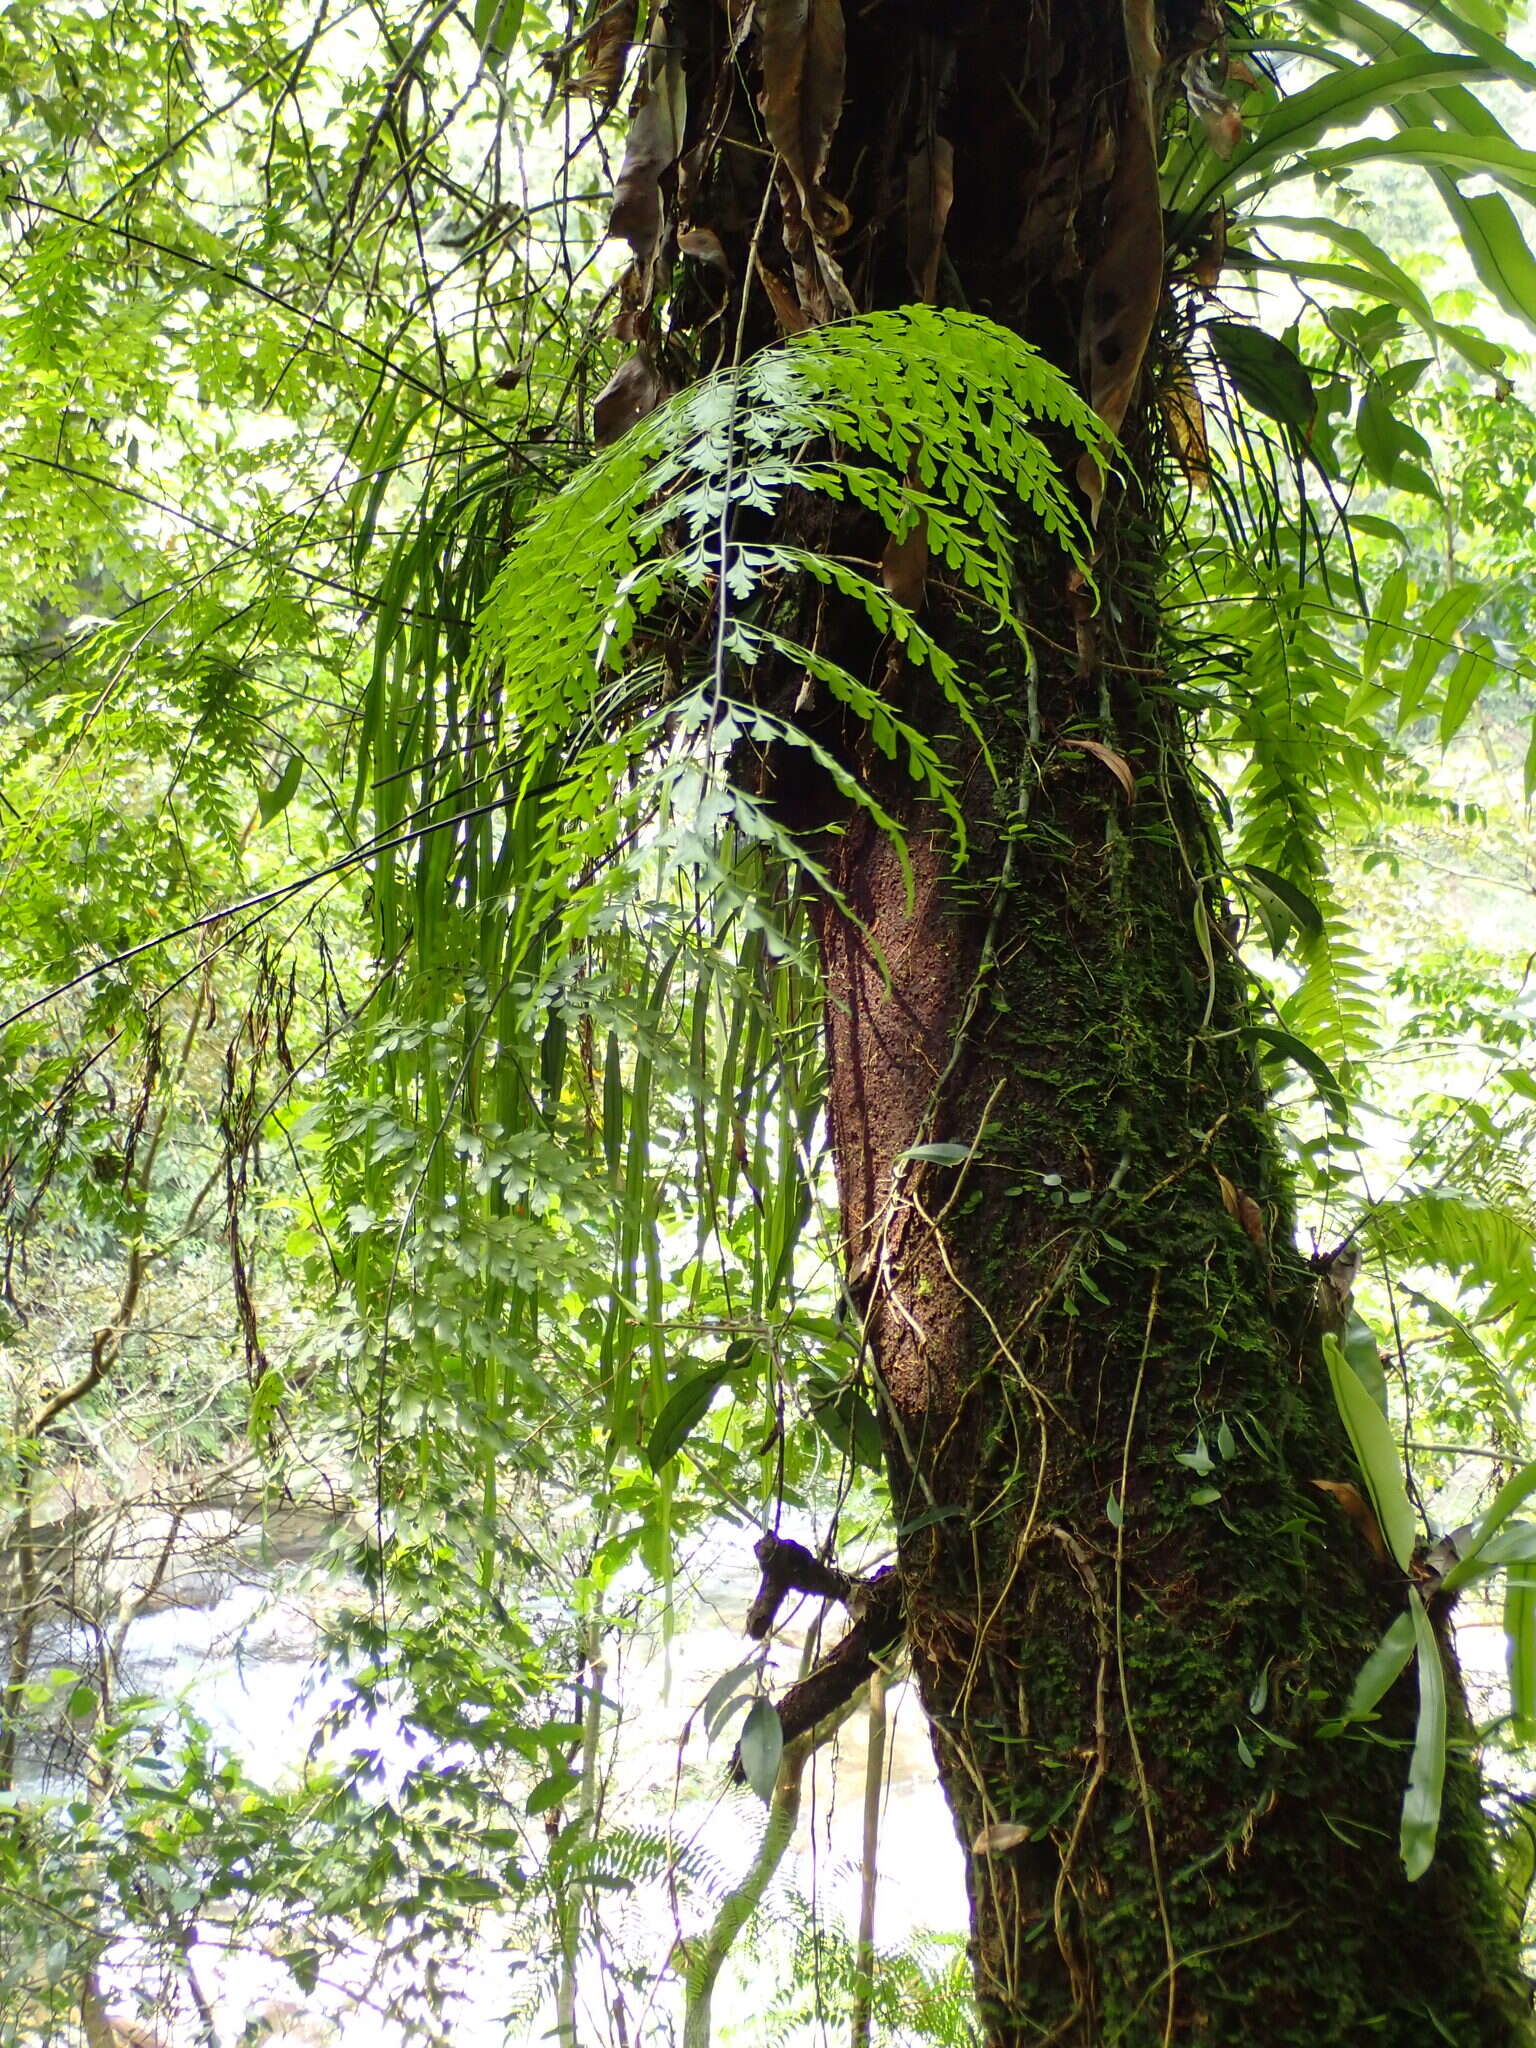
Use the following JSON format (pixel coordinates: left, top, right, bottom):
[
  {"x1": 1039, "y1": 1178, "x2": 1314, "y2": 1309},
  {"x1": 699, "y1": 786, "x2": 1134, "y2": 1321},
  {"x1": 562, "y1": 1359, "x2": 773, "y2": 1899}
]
[{"x1": 640, "y1": 1, "x2": 1533, "y2": 2038}]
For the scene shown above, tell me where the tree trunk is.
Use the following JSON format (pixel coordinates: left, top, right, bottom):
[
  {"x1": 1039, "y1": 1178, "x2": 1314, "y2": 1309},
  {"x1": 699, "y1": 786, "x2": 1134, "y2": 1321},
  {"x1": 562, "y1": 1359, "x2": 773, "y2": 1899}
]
[{"x1": 648, "y1": 0, "x2": 1533, "y2": 2037}]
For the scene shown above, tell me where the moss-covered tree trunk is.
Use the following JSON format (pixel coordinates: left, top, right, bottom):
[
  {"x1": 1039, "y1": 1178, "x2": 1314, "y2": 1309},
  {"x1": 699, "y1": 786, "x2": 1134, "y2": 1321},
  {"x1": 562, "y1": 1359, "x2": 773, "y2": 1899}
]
[{"x1": 634, "y1": 0, "x2": 1534, "y2": 2036}]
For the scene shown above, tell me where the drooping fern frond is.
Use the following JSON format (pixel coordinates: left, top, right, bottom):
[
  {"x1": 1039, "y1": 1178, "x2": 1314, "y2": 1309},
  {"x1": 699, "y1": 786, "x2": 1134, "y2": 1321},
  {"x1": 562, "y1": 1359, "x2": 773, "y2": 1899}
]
[
  {"x1": 457, "y1": 305, "x2": 1106, "y2": 976},
  {"x1": 326, "y1": 307, "x2": 1106, "y2": 1580}
]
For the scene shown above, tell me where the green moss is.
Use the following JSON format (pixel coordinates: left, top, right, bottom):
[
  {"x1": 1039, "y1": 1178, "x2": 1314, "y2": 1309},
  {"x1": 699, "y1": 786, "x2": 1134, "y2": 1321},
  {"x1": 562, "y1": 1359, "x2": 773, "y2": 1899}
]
[{"x1": 873, "y1": 669, "x2": 1532, "y2": 2043}]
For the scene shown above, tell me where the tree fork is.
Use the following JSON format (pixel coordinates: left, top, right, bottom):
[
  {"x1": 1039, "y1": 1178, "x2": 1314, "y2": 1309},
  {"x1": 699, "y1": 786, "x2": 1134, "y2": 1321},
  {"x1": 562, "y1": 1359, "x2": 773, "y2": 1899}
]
[{"x1": 639, "y1": 0, "x2": 1534, "y2": 2037}]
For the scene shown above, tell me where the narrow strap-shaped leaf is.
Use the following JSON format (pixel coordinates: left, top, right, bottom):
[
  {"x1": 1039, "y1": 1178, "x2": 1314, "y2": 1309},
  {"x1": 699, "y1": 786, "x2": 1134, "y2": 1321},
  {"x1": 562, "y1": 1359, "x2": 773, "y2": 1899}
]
[
  {"x1": 1402, "y1": 1594, "x2": 1447, "y2": 1882},
  {"x1": 1323, "y1": 1333, "x2": 1417, "y2": 1571}
]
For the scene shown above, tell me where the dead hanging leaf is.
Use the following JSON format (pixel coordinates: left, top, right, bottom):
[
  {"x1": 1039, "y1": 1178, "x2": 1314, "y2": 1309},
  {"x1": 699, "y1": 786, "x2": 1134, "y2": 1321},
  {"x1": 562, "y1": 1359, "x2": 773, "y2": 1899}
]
[
  {"x1": 1076, "y1": 3, "x2": 1165, "y2": 519},
  {"x1": 1311, "y1": 1480, "x2": 1389, "y2": 1567},
  {"x1": 972, "y1": 1821, "x2": 1032, "y2": 1855},
  {"x1": 757, "y1": 0, "x2": 854, "y2": 322},
  {"x1": 758, "y1": 0, "x2": 847, "y2": 238},
  {"x1": 1185, "y1": 55, "x2": 1244, "y2": 158},
  {"x1": 673, "y1": 227, "x2": 732, "y2": 331},
  {"x1": 1063, "y1": 737, "x2": 1136, "y2": 802},
  {"x1": 754, "y1": 253, "x2": 811, "y2": 335},
  {"x1": 1189, "y1": 202, "x2": 1227, "y2": 294},
  {"x1": 1160, "y1": 358, "x2": 1210, "y2": 489},
  {"x1": 607, "y1": 27, "x2": 686, "y2": 305},
  {"x1": 1317, "y1": 1241, "x2": 1361, "y2": 1315},
  {"x1": 678, "y1": 226, "x2": 731, "y2": 277},
  {"x1": 775, "y1": 161, "x2": 855, "y2": 323},
  {"x1": 881, "y1": 521, "x2": 928, "y2": 612},
  {"x1": 611, "y1": 259, "x2": 652, "y2": 342},
  {"x1": 1214, "y1": 1167, "x2": 1264, "y2": 1247},
  {"x1": 906, "y1": 137, "x2": 955, "y2": 306},
  {"x1": 594, "y1": 346, "x2": 667, "y2": 445},
  {"x1": 1418, "y1": 1523, "x2": 1475, "y2": 1593},
  {"x1": 564, "y1": 0, "x2": 638, "y2": 100}
]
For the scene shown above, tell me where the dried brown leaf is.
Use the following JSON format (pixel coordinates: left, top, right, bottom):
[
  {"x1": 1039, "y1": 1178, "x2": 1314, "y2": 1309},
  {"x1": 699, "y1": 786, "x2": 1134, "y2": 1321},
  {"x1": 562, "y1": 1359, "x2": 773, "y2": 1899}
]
[
  {"x1": 1160, "y1": 359, "x2": 1210, "y2": 488},
  {"x1": 1063, "y1": 737, "x2": 1136, "y2": 802},
  {"x1": 1186, "y1": 68, "x2": 1243, "y2": 159},
  {"x1": 1311, "y1": 1480, "x2": 1389, "y2": 1566},
  {"x1": 678, "y1": 226, "x2": 730, "y2": 276},
  {"x1": 594, "y1": 347, "x2": 667, "y2": 446},
  {"x1": 759, "y1": 0, "x2": 846, "y2": 237},
  {"x1": 971, "y1": 1821, "x2": 1032, "y2": 1855},
  {"x1": 773, "y1": 162, "x2": 854, "y2": 322},
  {"x1": 754, "y1": 254, "x2": 810, "y2": 334},
  {"x1": 1188, "y1": 202, "x2": 1226, "y2": 293},
  {"x1": 1214, "y1": 1168, "x2": 1240, "y2": 1221},
  {"x1": 905, "y1": 137, "x2": 954, "y2": 306},
  {"x1": 881, "y1": 521, "x2": 928, "y2": 613},
  {"x1": 565, "y1": 0, "x2": 638, "y2": 101},
  {"x1": 608, "y1": 33, "x2": 686, "y2": 303}
]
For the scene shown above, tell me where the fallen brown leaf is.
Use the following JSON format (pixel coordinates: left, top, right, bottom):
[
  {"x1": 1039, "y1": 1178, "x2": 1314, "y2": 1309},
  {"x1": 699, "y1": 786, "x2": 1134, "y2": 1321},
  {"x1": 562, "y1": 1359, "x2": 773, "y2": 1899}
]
[
  {"x1": 594, "y1": 347, "x2": 667, "y2": 445},
  {"x1": 564, "y1": 0, "x2": 638, "y2": 101},
  {"x1": 1160, "y1": 358, "x2": 1210, "y2": 488},
  {"x1": 607, "y1": 35, "x2": 687, "y2": 308},
  {"x1": 1311, "y1": 1479, "x2": 1389, "y2": 1566},
  {"x1": 905, "y1": 137, "x2": 954, "y2": 306},
  {"x1": 1063, "y1": 737, "x2": 1136, "y2": 801},
  {"x1": 881, "y1": 520, "x2": 928, "y2": 613},
  {"x1": 971, "y1": 1821, "x2": 1032, "y2": 1855}
]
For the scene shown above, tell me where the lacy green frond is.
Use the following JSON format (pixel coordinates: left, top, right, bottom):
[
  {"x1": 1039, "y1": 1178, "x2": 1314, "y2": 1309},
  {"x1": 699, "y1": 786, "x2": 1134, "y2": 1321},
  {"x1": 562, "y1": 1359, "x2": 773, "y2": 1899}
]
[{"x1": 467, "y1": 306, "x2": 1106, "y2": 930}]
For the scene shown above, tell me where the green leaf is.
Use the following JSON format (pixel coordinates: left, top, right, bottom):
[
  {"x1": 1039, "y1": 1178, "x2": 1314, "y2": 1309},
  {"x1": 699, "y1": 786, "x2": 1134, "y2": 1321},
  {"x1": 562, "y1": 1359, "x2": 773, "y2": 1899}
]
[
  {"x1": 1340, "y1": 1309, "x2": 1388, "y2": 1416},
  {"x1": 1343, "y1": 1609, "x2": 1417, "y2": 1723},
  {"x1": 1442, "y1": 1460, "x2": 1536, "y2": 1595},
  {"x1": 895, "y1": 1141, "x2": 972, "y2": 1165},
  {"x1": 1356, "y1": 389, "x2": 1439, "y2": 501},
  {"x1": 1323, "y1": 1333, "x2": 1416, "y2": 1572},
  {"x1": 1506, "y1": 1568, "x2": 1536, "y2": 1741},
  {"x1": 645, "y1": 1365, "x2": 736, "y2": 1472},
  {"x1": 1241, "y1": 1025, "x2": 1347, "y2": 1122},
  {"x1": 1439, "y1": 638, "x2": 1495, "y2": 747},
  {"x1": 1183, "y1": 54, "x2": 1498, "y2": 217},
  {"x1": 1402, "y1": 1595, "x2": 1447, "y2": 1882},
  {"x1": 1241, "y1": 863, "x2": 1324, "y2": 940},
  {"x1": 1307, "y1": 128, "x2": 1536, "y2": 204},
  {"x1": 473, "y1": 0, "x2": 524, "y2": 56},
  {"x1": 739, "y1": 1697, "x2": 783, "y2": 1803},
  {"x1": 527, "y1": 1770, "x2": 580, "y2": 1817},
  {"x1": 257, "y1": 753, "x2": 303, "y2": 826},
  {"x1": 1208, "y1": 320, "x2": 1317, "y2": 430},
  {"x1": 702, "y1": 1657, "x2": 760, "y2": 1740},
  {"x1": 895, "y1": 1504, "x2": 965, "y2": 1537},
  {"x1": 1249, "y1": 1659, "x2": 1271, "y2": 1715}
]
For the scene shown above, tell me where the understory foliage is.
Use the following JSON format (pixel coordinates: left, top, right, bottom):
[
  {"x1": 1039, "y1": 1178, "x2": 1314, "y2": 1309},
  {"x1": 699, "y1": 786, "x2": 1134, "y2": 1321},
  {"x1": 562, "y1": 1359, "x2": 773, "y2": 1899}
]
[{"x1": 5, "y1": 0, "x2": 1536, "y2": 2041}]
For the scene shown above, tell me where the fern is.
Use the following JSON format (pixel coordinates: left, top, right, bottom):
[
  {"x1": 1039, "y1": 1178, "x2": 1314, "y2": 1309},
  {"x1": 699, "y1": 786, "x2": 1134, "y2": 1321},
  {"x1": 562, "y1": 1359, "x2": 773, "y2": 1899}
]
[{"x1": 463, "y1": 307, "x2": 1106, "y2": 973}]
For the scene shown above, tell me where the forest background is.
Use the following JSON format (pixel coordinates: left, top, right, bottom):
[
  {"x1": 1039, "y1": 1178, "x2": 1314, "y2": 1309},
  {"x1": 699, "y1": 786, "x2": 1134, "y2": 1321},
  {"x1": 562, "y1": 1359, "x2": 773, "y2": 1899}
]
[{"x1": 8, "y1": 1, "x2": 1536, "y2": 2044}]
